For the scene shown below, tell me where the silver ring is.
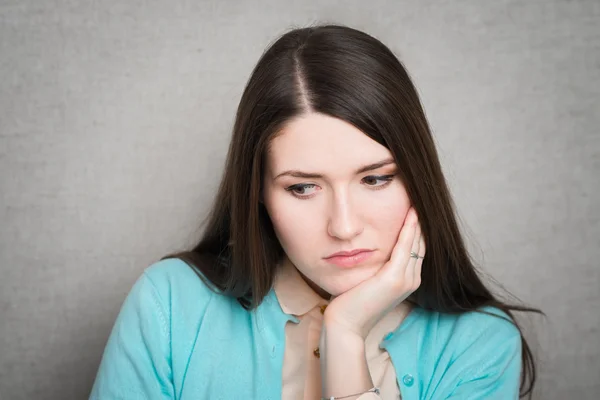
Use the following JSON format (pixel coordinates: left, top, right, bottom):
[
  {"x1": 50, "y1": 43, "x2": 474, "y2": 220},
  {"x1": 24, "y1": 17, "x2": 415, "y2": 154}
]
[{"x1": 410, "y1": 251, "x2": 424, "y2": 259}]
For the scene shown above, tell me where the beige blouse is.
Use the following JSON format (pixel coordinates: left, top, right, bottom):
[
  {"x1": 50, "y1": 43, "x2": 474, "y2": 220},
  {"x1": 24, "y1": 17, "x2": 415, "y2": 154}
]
[{"x1": 273, "y1": 260, "x2": 412, "y2": 400}]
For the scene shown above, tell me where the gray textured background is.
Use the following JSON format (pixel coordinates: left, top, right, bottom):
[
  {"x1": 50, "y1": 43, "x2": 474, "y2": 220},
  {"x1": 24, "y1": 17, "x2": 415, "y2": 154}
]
[{"x1": 1, "y1": 1, "x2": 599, "y2": 399}]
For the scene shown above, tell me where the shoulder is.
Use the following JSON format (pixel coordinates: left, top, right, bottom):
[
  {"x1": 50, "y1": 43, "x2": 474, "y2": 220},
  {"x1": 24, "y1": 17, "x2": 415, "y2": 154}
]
[
  {"x1": 452, "y1": 306, "x2": 522, "y2": 365},
  {"x1": 399, "y1": 306, "x2": 522, "y2": 398},
  {"x1": 409, "y1": 305, "x2": 520, "y2": 343},
  {"x1": 142, "y1": 257, "x2": 216, "y2": 302},
  {"x1": 91, "y1": 258, "x2": 231, "y2": 398},
  {"x1": 412, "y1": 305, "x2": 521, "y2": 362},
  {"x1": 387, "y1": 306, "x2": 523, "y2": 398},
  {"x1": 121, "y1": 257, "x2": 239, "y2": 335},
  {"x1": 440, "y1": 305, "x2": 519, "y2": 343}
]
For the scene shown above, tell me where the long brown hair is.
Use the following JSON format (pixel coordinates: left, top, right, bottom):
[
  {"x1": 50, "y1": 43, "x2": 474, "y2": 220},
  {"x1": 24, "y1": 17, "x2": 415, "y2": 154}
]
[{"x1": 162, "y1": 23, "x2": 543, "y2": 398}]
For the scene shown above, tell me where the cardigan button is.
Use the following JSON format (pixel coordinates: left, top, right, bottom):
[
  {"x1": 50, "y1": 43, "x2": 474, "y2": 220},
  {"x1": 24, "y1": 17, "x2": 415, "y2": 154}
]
[{"x1": 403, "y1": 374, "x2": 414, "y2": 387}]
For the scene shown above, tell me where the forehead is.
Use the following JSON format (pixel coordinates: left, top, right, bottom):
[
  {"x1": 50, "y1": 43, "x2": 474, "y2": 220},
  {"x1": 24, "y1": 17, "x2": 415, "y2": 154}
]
[{"x1": 267, "y1": 113, "x2": 392, "y2": 172}]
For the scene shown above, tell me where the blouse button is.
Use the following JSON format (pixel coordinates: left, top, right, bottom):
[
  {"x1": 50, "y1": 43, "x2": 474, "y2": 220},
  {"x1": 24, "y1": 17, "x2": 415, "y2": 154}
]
[{"x1": 402, "y1": 374, "x2": 414, "y2": 387}]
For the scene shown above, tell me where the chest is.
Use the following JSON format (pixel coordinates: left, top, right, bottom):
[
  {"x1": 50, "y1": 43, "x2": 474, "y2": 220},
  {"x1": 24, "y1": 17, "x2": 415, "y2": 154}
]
[
  {"x1": 174, "y1": 302, "x2": 285, "y2": 399},
  {"x1": 175, "y1": 306, "x2": 409, "y2": 400}
]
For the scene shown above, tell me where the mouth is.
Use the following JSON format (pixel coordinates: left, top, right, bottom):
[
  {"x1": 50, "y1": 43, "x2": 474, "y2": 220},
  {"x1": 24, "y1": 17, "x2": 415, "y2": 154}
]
[
  {"x1": 324, "y1": 250, "x2": 375, "y2": 268},
  {"x1": 325, "y1": 248, "x2": 373, "y2": 258}
]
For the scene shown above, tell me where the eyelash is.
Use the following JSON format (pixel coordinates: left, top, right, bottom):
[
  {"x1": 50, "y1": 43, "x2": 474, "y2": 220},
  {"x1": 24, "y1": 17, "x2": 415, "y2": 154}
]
[{"x1": 285, "y1": 175, "x2": 396, "y2": 200}]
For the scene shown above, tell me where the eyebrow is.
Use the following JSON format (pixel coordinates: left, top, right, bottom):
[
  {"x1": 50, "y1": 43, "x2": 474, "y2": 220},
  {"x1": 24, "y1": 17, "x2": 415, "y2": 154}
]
[{"x1": 273, "y1": 157, "x2": 396, "y2": 180}]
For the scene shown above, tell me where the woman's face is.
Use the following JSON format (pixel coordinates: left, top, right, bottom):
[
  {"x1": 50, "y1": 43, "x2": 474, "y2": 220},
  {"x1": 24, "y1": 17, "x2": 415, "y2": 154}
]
[{"x1": 262, "y1": 112, "x2": 411, "y2": 298}]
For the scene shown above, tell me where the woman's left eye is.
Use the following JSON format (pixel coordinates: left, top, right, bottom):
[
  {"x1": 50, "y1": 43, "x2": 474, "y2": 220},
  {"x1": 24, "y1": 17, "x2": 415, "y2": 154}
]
[{"x1": 363, "y1": 174, "x2": 395, "y2": 187}]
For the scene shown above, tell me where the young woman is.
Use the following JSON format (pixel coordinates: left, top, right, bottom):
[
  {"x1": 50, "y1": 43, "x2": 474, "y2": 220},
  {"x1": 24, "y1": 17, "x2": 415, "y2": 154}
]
[{"x1": 90, "y1": 24, "x2": 542, "y2": 399}]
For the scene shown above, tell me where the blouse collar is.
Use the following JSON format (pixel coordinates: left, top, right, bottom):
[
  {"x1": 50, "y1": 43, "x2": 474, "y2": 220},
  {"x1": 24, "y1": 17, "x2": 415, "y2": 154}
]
[{"x1": 272, "y1": 258, "x2": 330, "y2": 317}]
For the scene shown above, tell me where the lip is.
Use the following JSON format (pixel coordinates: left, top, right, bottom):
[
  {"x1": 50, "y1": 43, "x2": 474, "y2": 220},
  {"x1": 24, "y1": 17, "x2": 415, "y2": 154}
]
[
  {"x1": 325, "y1": 249, "x2": 372, "y2": 258},
  {"x1": 324, "y1": 249, "x2": 374, "y2": 268}
]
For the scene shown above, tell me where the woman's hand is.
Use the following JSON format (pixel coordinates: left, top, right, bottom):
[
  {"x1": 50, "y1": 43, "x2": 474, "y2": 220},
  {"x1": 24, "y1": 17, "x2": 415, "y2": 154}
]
[{"x1": 322, "y1": 206, "x2": 425, "y2": 339}]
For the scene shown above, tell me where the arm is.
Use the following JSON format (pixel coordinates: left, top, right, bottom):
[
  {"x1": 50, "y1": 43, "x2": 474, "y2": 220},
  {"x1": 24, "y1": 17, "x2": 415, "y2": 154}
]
[
  {"x1": 89, "y1": 272, "x2": 174, "y2": 400},
  {"x1": 320, "y1": 323, "x2": 378, "y2": 399}
]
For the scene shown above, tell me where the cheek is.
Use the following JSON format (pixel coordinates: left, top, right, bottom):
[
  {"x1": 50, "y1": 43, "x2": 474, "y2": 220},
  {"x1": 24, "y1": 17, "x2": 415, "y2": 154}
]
[
  {"x1": 264, "y1": 194, "x2": 319, "y2": 257},
  {"x1": 371, "y1": 187, "x2": 411, "y2": 257}
]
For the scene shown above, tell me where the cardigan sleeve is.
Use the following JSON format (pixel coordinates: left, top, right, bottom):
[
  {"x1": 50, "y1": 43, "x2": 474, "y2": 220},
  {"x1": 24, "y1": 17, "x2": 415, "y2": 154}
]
[{"x1": 89, "y1": 271, "x2": 174, "y2": 400}]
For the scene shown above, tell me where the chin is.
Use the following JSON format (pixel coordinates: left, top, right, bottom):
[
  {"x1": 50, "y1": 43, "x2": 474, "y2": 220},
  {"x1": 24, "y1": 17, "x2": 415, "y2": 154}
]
[
  {"x1": 329, "y1": 266, "x2": 381, "y2": 296},
  {"x1": 328, "y1": 282, "x2": 362, "y2": 297}
]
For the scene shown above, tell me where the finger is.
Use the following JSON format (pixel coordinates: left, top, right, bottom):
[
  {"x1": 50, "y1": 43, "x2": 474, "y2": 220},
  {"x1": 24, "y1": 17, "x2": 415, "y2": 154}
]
[
  {"x1": 414, "y1": 233, "x2": 426, "y2": 287},
  {"x1": 386, "y1": 208, "x2": 418, "y2": 274},
  {"x1": 405, "y1": 222, "x2": 421, "y2": 284}
]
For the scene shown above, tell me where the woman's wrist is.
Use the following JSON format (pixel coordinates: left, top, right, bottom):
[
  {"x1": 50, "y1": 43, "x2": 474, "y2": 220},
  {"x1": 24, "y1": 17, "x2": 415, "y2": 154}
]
[{"x1": 320, "y1": 322, "x2": 374, "y2": 399}]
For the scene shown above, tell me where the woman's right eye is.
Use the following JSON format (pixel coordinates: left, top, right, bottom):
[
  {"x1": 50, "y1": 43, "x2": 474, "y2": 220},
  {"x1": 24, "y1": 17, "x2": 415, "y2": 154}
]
[{"x1": 285, "y1": 184, "x2": 318, "y2": 199}]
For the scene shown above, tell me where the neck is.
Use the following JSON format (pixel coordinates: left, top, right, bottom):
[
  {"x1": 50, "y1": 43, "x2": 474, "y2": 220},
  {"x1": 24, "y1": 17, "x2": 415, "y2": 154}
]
[{"x1": 282, "y1": 256, "x2": 332, "y2": 300}]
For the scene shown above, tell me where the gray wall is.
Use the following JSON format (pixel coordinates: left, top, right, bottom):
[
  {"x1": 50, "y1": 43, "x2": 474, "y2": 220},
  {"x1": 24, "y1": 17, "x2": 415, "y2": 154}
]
[{"x1": 1, "y1": 1, "x2": 598, "y2": 399}]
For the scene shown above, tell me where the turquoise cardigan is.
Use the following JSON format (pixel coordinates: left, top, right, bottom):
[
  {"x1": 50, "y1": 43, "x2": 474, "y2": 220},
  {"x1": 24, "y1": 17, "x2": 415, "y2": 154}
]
[{"x1": 90, "y1": 258, "x2": 522, "y2": 399}]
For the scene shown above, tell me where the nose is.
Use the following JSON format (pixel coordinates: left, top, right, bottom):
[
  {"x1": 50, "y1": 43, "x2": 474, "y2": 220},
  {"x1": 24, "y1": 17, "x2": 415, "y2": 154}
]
[{"x1": 327, "y1": 189, "x2": 363, "y2": 240}]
